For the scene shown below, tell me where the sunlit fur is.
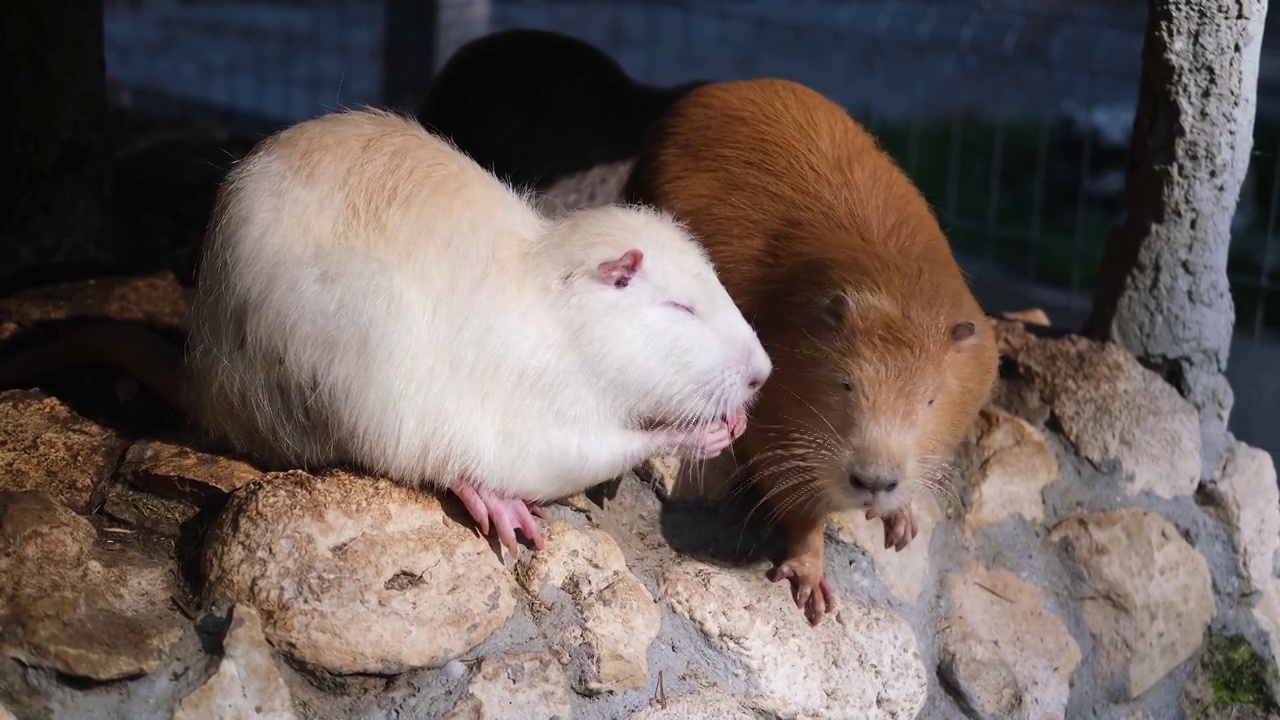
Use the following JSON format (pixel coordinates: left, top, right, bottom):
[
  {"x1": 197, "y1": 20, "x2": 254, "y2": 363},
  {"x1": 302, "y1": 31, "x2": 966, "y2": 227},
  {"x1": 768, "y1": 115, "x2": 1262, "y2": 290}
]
[
  {"x1": 625, "y1": 78, "x2": 999, "y2": 526},
  {"x1": 185, "y1": 108, "x2": 771, "y2": 502}
]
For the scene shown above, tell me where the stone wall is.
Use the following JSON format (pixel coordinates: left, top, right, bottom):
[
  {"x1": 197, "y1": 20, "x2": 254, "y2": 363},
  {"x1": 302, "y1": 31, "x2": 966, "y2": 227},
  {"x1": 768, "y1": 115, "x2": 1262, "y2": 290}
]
[{"x1": 0, "y1": 257, "x2": 1276, "y2": 718}]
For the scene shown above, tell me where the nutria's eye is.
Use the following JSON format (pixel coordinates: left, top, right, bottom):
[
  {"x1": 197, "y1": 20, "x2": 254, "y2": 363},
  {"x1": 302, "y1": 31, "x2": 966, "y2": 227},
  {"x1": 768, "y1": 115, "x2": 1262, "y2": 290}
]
[
  {"x1": 927, "y1": 397, "x2": 936, "y2": 407},
  {"x1": 667, "y1": 301, "x2": 695, "y2": 315},
  {"x1": 842, "y1": 382, "x2": 853, "y2": 392}
]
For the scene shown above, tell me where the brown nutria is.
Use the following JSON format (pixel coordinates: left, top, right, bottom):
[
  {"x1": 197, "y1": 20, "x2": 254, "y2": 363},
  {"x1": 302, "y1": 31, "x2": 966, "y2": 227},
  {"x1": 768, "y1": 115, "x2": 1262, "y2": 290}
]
[
  {"x1": 623, "y1": 78, "x2": 999, "y2": 625},
  {"x1": 417, "y1": 28, "x2": 706, "y2": 192}
]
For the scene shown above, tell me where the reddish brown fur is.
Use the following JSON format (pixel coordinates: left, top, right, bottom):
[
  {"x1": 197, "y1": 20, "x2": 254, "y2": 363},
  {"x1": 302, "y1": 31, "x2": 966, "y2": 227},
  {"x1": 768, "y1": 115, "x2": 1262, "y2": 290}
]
[{"x1": 624, "y1": 78, "x2": 998, "y2": 624}]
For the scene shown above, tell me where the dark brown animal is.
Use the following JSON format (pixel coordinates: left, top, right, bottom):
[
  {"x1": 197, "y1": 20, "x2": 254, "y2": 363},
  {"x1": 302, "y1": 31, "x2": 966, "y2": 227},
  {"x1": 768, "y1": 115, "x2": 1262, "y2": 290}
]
[
  {"x1": 417, "y1": 28, "x2": 706, "y2": 192},
  {"x1": 624, "y1": 78, "x2": 999, "y2": 625}
]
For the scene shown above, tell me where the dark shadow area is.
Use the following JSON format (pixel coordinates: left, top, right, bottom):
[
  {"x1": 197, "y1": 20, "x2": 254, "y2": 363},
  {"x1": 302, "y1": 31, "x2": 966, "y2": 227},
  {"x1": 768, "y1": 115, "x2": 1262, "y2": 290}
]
[
  {"x1": 0, "y1": 318, "x2": 188, "y2": 440},
  {"x1": 173, "y1": 495, "x2": 231, "y2": 603},
  {"x1": 657, "y1": 490, "x2": 786, "y2": 570},
  {"x1": 418, "y1": 28, "x2": 708, "y2": 192}
]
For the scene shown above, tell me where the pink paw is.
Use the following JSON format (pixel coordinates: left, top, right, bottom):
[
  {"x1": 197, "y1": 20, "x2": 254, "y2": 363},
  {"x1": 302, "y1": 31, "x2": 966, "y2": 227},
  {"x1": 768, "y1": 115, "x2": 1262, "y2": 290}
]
[
  {"x1": 684, "y1": 420, "x2": 734, "y2": 459},
  {"x1": 726, "y1": 407, "x2": 748, "y2": 439},
  {"x1": 452, "y1": 483, "x2": 546, "y2": 559},
  {"x1": 865, "y1": 507, "x2": 917, "y2": 552},
  {"x1": 768, "y1": 560, "x2": 837, "y2": 625}
]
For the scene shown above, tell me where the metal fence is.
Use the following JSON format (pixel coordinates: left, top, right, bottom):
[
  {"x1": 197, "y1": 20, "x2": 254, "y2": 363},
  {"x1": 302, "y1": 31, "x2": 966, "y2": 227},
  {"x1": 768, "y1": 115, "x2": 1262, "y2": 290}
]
[{"x1": 101, "y1": 0, "x2": 1280, "y2": 452}]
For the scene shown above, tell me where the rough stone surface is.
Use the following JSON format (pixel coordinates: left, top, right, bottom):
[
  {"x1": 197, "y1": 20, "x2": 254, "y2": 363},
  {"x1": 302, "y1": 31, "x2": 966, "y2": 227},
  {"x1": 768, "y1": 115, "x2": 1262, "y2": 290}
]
[
  {"x1": 201, "y1": 470, "x2": 517, "y2": 675},
  {"x1": 517, "y1": 521, "x2": 661, "y2": 695},
  {"x1": 627, "y1": 689, "x2": 756, "y2": 719},
  {"x1": 0, "y1": 271, "x2": 188, "y2": 332},
  {"x1": 830, "y1": 493, "x2": 941, "y2": 603},
  {"x1": 0, "y1": 490, "x2": 184, "y2": 681},
  {"x1": 964, "y1": 407, "x2": 1060, "y2": 533},
  {"x1": 119, "y1": 438, "x2": 263, "y2": 505},
  {"x1": 1084, "y1": 0, "x2": 1265, "y2": 481},
  {"x1": 1010, "y1": 335, "x2": 1201, "y2": 499},
  {"x1": 0, "y1": 390, "x2": 126, "y2": 512},
  {"x1": 940, "y1": 560, "x2": 1082, "y2": 719},
  {"x1": 443, "y1": 651, "x2": 573, "y2": 720},
  {"x1": 660, "y1": 560, "x2": 927, "y2": 718},
  {"x1": 1050, "y1": 507, "x2": 1216, "y2": 698},
  {"x1": 1207, "y1": 440, "x2": 1280, "y2": 594},
  {"x1": 173, "y1": 604, "x2": 296, "y2": 720},
  {"x1": 1253, "y1": 581, "x2": 1280, "y2": 673}
]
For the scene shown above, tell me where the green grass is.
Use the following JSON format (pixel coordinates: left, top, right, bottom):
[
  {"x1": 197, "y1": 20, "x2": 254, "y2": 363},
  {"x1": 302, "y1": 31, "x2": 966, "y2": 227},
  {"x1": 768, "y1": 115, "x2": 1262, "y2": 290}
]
[{"x1": 859, "y1": 113, "x2": 1280, "y2": 332}]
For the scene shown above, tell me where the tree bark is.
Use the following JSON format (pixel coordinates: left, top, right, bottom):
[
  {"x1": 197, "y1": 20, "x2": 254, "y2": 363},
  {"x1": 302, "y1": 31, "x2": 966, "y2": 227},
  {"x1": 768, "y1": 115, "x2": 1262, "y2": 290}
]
[
  {"x1": 0, "y1": 0, "x2": 110, "y2": 288},
  {"x1": 1084, "y1": 0, "x2": 1269, "y2": 480}
]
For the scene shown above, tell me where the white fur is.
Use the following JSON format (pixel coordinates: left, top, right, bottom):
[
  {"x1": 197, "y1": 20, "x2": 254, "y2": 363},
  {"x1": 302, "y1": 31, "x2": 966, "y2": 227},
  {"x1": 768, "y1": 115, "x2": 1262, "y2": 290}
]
[{"x1": 185, "y1": 108, "x2": 771, "y2": 502}]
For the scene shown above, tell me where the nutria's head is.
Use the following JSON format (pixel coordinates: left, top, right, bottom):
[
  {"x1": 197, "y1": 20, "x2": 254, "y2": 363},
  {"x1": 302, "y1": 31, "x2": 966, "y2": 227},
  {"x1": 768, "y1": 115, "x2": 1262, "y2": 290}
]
[{"x1": 745, "y1": 261, "x2": 998, "y2": 517}]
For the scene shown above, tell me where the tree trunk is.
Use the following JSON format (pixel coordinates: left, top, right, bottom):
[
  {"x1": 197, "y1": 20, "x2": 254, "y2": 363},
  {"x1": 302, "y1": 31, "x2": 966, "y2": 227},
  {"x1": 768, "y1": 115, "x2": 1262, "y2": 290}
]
[
  {"x1": 1084, "y1": 0, "x2": 1269, "y2": 480},
  {"x1": 0, "y1": 0, "x2": 109, "y2": 288}
]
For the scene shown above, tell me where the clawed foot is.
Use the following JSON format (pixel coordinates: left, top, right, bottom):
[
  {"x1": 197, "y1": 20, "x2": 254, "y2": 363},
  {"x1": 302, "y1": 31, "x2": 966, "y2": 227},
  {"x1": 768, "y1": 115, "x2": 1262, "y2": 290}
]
[
  {"x1": 452, "y1": 484, "x2": 546, "y2": 559},
  {"x1": 768, "y1": 557, "x2": 837, "y2": 625},
  {"x1": 866, "y1": 507, "x2": 917, "y2": 552}
]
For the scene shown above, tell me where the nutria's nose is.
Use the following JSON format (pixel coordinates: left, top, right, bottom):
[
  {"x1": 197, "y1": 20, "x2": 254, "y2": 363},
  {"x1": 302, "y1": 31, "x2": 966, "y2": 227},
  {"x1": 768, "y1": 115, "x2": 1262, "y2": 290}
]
[
  {"x1": 850, "y1": 473, "x2": 899, "y2": 494},
  {"x1": 745, "y1": 353, "x2": 772, "y2": 391}
]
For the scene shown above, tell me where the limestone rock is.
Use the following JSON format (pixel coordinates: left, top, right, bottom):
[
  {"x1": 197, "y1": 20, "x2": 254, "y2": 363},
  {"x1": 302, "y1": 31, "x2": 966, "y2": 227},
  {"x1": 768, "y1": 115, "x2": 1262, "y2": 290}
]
[
  {"x1": 443, "y1": 651, "x2": 573, "y2": 720},
  {"x1": 660, "y1": 560, "x2": 926, "y2": 718},
  {"x1": 1206, "y1": 440, "x2": 1280, "y2": 593},
  {"x1": 1010, "y1": 335, "x2": 1200, "y2": 499},
  {"x1": 627, "y1": 689, "x2": 755, "y2": 719},
  {"x1": 99, "y1": 483, "x2": 198, "y2": 539},
  {"x1": 992, "y1": 317, "x2": 1036, "y2": 357},
  {"x1": 0, "y1": 271, "x2": 188, "y2": 332},
  {"x1": 173, "y1": 604, "x2": 296, "y2": 720},
  {"x1": 0, "y1": 390, "x2": 126, "y2": 512},
  {"x1": 0, "y1": 490, "x2": 184, "y2": 680},
  {"x1": 1253, "y1": 580, "x2": 1280, "y2": 673},
  {"x1": 201, "y1": 470, "x2": 517, "y2": 675},
  {"x1": 830, "y1": 492, "x2": 941, "y2": 603},
  {"x1": 0, "y1": 702, "x2": 14, "y2": 720},
  {"x1": 1050, "y1": 507, "x2": 1216, "y2": 698},
  {"x1": 119, "y1": 438, "x2": 263, "y2": 505},
  {"x1": 939, "y1": 560, "x2": 1082, "y2": 719},
  {"x1": 965, "y1": 408, "x2": 1060, "y2": 532},
  {"x1": 1001, "y1": 308, "x2": 1051, "y2": 327},
  {"x1": 517, "y1": 521, "x2": 660, "y2": 695},
  {"x1": 539, "y1": 160, "x2": 632, "y2": 213}
]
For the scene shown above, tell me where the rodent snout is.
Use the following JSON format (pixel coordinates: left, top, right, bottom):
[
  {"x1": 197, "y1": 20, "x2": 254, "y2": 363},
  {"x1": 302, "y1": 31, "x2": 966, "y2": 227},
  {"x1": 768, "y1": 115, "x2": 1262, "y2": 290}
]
[
  {"x1": 743, "y1": 350, "x2": 773, "y2": 392},
  {"x1": 849, "y1": 471, "x2": 899, "y2": 495}
]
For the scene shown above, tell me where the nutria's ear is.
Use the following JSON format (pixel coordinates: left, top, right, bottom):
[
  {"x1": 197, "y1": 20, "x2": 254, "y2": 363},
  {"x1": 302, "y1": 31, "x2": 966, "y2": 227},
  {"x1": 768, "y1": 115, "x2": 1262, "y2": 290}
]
[
  {"x1": 950, "y1": 320, "x2": 977, "y2": 345},
  {"x1": 821, "y1": 289, "x2": 849, "y2": 329},
  {"x1": 596, "y1": 249, "x2": 644, "y2": 289}
]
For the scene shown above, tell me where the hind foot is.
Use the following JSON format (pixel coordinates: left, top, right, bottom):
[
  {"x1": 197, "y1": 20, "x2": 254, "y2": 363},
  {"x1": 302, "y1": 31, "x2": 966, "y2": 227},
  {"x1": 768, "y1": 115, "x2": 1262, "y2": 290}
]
[
  {"x1": 866, "y1": 507, "x2": 917, "y2": 552},
  {"x1": 769, "y1": 557, "x2": 837, "y2": 626},
  {"x1": 452, "y1": 484, "x2": 546, "y2": 559}
]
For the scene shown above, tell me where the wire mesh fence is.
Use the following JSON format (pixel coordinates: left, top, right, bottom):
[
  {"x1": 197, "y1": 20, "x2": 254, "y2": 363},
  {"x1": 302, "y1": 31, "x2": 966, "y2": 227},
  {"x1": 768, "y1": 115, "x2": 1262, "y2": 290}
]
[{"x1": 101, "y1": 0, "x2": 1280, "y2": 450}]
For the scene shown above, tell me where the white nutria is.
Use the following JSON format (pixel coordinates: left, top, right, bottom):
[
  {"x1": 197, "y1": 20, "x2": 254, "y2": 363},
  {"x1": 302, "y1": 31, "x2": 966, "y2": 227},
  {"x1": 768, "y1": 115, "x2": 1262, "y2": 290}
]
[{"x1": 184, "y1": 107, "x2": 773, "y2": 556}]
